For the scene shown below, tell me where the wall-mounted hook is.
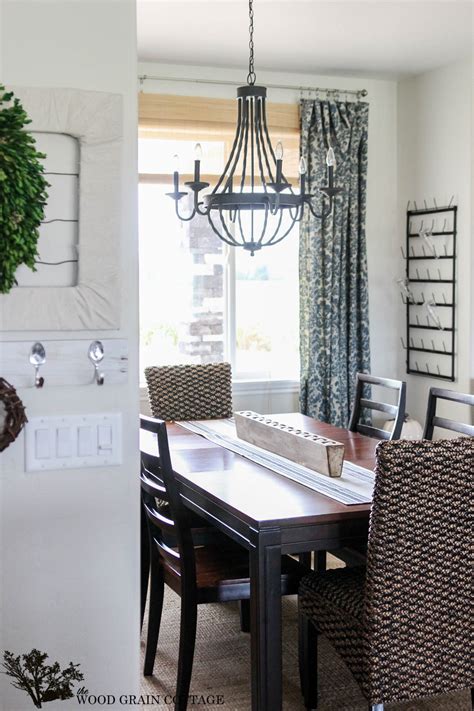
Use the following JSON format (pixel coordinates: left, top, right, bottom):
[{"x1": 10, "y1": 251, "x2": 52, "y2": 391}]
[
  {"x1": 415, "y1": 360, "x2": 420, "y2": 371},
  {"x1": 425, "y1": 362, "x2": 430, "y2": 373},
  {"x1": 420, "y1": 291, "x2": 425, "y2": 304},
  {"x1": 437, "y1": 268, "x2": 442, "y2": 281},
  {"x1": 427, "y1": 268, "x2": 432, "y2": 280},
  {"x1": 407, "y1": 200, "x2": 411, "y2": 211},
  {"x1": 433, "y1": 197, "x2": 438, "y2": 209},
  {"x1": 416, "y1": 268, "x2": 421, "y2": 279},
  {"x1": 410, "y1": 337, "x2": 415, "y2": 347},
  {"x1": 88, "y1": 341, "x2": 105, "y2": 386},
  {"x1": 431, "y1": 339, "x2": 436, "y2": 350},
  {"x1": 400, "y1": 337, "x2": 407, "y2": 350},
  {"x1": 421, "y1": 338, "x2": 425, "y2": 349},
  {"x1": 410, "y1": 245, "x2": 416, "y2": 257},
  {"x1": 422, "y1": 245, "x2": 426, "y2": 257},
  {"x1": 437, "y1": 365, "x2": 441, "y2": 375},
  {"x1": 29, "y1": 342, "x2": 46, "y2": 388},
  {"x1": 443, "y1": 341, "x2": 447, "y2": 353},
  {"x1": 400, "y1": 246, "x2": 406, "y2": 259},
  {"x1": 448, "y1": 195, "x2": 454, "y2": 207},
  {"x1": 419, "y1": 219, "x2": 424, "y2": 232},
  {"x1": 416, "y1": 314, "x2": 420, "y2": 325},
  {"x1": 414, "y1": 201, "x2": 418, "y2": 211},
  {"x1": 423, "y1": 199, "x2": 428, "y2": 210}
]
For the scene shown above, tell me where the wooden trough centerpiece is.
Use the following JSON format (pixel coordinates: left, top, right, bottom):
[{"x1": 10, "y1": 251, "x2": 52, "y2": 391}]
[{"x1": 234, "y1": 411, "x2": 345, "y2": 478}]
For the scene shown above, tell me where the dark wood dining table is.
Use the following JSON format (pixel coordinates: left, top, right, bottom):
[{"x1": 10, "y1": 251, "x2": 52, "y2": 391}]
[{"x1": 166, "y1": 413, "x2": 379, "y2": 711}]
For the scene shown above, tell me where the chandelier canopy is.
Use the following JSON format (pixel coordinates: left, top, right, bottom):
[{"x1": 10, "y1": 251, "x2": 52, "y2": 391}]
[{"x1": 167, "y1": 0, "x2": 343, "y2": 255}]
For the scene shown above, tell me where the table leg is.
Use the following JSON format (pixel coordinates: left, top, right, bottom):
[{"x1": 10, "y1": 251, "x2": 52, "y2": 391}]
[{"x1": 250, "y1": 529, "x2": 282, "y2": 711}]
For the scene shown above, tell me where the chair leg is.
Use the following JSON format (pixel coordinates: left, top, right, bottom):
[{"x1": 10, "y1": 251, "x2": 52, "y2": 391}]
[
  {"x1": 299, "y1": 552, "x2": 312, "y2": 568},
  {"x1": 239, "y1": 599, "x2": 250, "y2": 633},
  {"x1": 315, "y1": 550, "x2": 326, "y2": 571},
  {"x1": 143, "y1": 555, "x2": 165, "y2": 676},
  {"x1": 298, "y1": 605, "x2": 318, "y2": 709},
  {"x1": 140, "y1": 504, "x2": 150, "y2": 630},
  {"x1": 175, "y1": 591, "x2": 198, "y2": 711}
]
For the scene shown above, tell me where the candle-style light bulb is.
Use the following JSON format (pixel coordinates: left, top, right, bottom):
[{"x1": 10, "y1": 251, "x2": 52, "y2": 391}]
[
  {"x1": 326, "y1": 147, "x2": 335, "y2": 188},
  {"x1": 172, "y1": 154, "x2": 180, "y2": 192},
  {"x1": 326, "y1": 146, "x2": 336, "y2": 168},
  {"x1": 275, "y1": 142, "x2": 284, "y2": 185},
  {"x1": 193, "y1": 144, "x2": 201, "y2": 183},
  {"x1": 299, "y1": 156, "x2": 307, "y2": 175}
]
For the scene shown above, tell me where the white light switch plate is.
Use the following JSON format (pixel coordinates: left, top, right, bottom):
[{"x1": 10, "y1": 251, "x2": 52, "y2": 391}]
[{"x1": 25, "y1": 413, "x2": 122, "y2": 471}]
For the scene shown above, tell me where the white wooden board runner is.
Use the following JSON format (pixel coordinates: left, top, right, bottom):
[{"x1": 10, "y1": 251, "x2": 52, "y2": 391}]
[{"x1": 179, "y1": 418, "x2": 375, "y2": 505}]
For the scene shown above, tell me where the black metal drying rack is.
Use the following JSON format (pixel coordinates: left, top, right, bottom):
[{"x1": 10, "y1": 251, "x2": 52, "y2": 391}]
[{"x1": 402, "y1": 204, "x2": 457, "y2": 381}]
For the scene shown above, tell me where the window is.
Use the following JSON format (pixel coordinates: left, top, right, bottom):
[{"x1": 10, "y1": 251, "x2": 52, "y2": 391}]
[{"x1": 138, "y1": 94, "x2": 300, "y2": 383}]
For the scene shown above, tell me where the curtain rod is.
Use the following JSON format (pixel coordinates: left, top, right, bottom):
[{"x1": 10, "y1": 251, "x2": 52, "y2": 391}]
[{"x1": 138, "y1": 74, "x2": 368, "y2": 98}]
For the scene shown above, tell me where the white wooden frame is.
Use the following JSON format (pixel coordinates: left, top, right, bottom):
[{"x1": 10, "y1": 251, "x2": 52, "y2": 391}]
[{"x1": 0, "y1": 87, "x2": 123, "y2": 331}]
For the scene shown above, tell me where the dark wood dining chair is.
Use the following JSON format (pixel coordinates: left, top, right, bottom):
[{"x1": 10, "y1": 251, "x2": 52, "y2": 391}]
[
  {"x1": 423, "y1": 387, "x2": 474, "y2": 439},
  {"x1": 348, "y1": 373, "x2": 406, "y2": 440},
  {"x1": 141, "y1": 415, "x2": 308, "y2": 711},
  {"x1": 298, "y1": 437, "x2": 473, "y2": 710},
  {"x1": 141, "y1": 362, "x2": 233, "y2": 628}
]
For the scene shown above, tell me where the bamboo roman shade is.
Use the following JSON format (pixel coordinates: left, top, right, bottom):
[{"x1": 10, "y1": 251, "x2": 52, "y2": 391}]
[{"x1": 138, "y1": 93, "x2": 300, "y2": 180}]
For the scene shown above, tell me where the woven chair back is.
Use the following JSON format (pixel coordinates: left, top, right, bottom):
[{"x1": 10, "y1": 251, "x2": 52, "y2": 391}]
[
  {"x1": 144, "y1": 362, "x2": 233, "y2": 421},
  {"x1": 363, "y1": 437, "x2": 473, "y2": 704}
]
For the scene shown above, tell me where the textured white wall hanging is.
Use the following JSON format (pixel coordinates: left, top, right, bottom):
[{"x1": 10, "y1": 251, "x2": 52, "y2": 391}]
[{"x1": 0, "y1": 87, "x2": 123, "y2": 331}]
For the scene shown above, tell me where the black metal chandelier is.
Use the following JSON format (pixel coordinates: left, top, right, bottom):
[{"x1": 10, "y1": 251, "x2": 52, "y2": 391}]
[{"x1": 167, "y1": 0, "x2": 342, "y2": 255}]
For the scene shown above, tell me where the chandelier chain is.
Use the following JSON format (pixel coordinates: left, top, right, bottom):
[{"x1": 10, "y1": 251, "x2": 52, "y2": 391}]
[{"x1": 247, "y1": 0, "x2": 256, "y2": 85}]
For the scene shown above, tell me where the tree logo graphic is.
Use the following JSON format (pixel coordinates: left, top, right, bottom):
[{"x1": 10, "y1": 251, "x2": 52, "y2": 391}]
[{"x1": 2, "y1": 649, "x2": 85, "y2": 708}]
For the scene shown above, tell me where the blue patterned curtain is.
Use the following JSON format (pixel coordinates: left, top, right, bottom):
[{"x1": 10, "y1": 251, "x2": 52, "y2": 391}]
[{"x1": 299, "y1": 100, "x2": 371, "y2": 427}]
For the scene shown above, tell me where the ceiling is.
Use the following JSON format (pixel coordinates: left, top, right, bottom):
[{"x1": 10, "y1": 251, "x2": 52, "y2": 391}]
[{"x1": 137, "y1": 0, "x2": 473, "y2": 79}]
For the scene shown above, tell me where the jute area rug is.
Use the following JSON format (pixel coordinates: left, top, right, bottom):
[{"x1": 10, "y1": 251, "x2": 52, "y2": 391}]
[{"x1": 140, "y1": 568, "x2": 470, "y2": 710}]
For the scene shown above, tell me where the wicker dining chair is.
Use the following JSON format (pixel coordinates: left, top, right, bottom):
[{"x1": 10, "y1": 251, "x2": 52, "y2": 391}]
[
  {"x1": 423, "y1": 386, "x2": 474, "y2": 439},
  {"x1": 141, "y1": 362, "x2": 233, "y2": 629},
  {"x1": 298, "y1": 437, "x2": 473, "y2": 710},
  {"x1": 141, "y1": 416, "x2": 308, "y2": 711},
  {"x1": 144, "y1": 362, "x2": 233, "y2": 422},
  {"x1": 348, "y1": 373, "x2": 406, "y2": 440}
]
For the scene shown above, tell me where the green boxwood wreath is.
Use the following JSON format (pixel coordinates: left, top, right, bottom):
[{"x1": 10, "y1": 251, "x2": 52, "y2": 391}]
[{"x1": 0, "y1": 86, "x2": 49, "y2": 294}]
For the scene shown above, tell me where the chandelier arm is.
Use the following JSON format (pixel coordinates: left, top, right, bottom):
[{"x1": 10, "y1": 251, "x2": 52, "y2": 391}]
[
  {"x1": 263, "y1": 208, "x2": 283, "y2": 244},
  {"x1": 261, "y1": 99, "x2": 277, "y2": 162},
  {"x1": 195, "y1": 199, "x2": 211, "y2": 217},
  {"x1": 212, "y1": 99, "x2": 243, "y2": 195},
  {"x1": 254, "y1": 100, "x2": 269, "y2": 190},
  {"x1": 294, "y1": 203, "x2": 307, "y2": 222},
  {"x1": 257, "y1": 103, "x2": 275, "y2": 183},
  {"x1": 218, "y1": 206, "x2": 240, "y2": 245},
  {"x1": 237, "y1": 206, "x2": 247, "y2": 247},
  {"x1": 174, "y1": 201, "x2": 197, "y2": 222},
  {"x1": 306, "y1": 194, "x2": 333, "y2": 220},
  {"x1": 250, "y1": 98, "x2": 255, "y2": 190},
  {"x1": 265, "y1": 211, "x2": 299, "y2": 247},
  {"x1": 239, "y1": 100, "x2": 250, "y2": 192},
  {"x1": 256, "y1": 201, "x2": 270, "y2": 244},
  {"x1": 207, "y1": 210, "x2": 240, "y2": 247}
]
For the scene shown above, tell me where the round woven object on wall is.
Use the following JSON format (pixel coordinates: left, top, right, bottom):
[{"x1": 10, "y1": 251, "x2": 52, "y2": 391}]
[{"x1": 0, "y1": 378, "x2": 28, "y2": 452}]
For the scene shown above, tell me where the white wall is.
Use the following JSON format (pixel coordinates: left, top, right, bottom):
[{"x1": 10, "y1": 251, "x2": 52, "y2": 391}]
[
  {"x1": 138, "y1": 62, "x2": 400, "y2": 403},
  {"x1": 397, "y1": 59, "x2": 473, "y2": 424},
  {"x1": 0, "y1": 2, "x2": 139, "y2": 709}
]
